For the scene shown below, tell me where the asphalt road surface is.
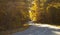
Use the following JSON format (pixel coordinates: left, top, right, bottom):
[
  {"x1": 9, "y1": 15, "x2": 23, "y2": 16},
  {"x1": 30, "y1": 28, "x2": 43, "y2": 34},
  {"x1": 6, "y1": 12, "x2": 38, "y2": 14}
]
[{"x1": 12, "y1": 22, "x2": 60, "y2": 35}]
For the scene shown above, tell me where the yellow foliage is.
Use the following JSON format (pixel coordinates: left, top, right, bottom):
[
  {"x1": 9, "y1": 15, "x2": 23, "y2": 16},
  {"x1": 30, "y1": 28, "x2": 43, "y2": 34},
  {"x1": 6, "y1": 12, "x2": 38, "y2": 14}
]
[
  {"x1": 46, "y1": 3, "x2": 60, "y2": 12},
  {"x1": 29, "y1": 0, "x2": 38, "y2": 21}
]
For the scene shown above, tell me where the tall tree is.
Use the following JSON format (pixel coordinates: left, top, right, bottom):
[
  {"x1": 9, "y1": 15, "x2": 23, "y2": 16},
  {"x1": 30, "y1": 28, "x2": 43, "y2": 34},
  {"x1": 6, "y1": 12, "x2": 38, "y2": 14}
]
[{"x1": 0, "y1": 0, "x2": 29, "y2": 35}]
